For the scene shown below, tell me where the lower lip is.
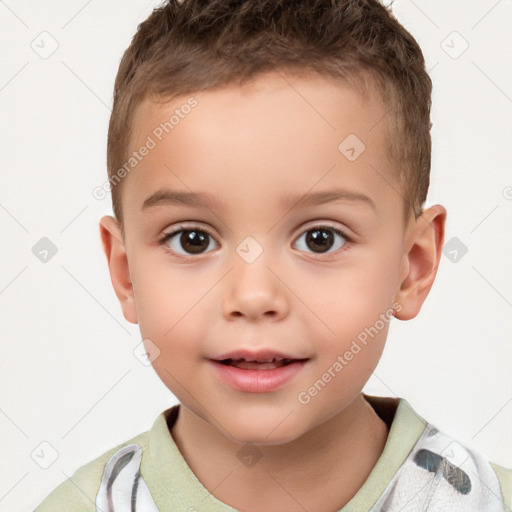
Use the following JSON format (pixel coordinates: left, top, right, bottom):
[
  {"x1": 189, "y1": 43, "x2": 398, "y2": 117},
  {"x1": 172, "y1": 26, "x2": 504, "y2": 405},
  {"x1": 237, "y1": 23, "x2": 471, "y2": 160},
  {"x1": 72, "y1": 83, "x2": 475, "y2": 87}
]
[{"x1": 209, "y1": 360, "x2": 308, "y2": 393}]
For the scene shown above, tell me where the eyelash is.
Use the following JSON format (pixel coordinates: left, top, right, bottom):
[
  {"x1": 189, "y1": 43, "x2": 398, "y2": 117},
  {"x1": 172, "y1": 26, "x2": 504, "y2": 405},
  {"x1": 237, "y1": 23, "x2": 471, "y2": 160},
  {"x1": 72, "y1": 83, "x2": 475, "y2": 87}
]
[{"x1": 158, "y1": 223, "x2": 351, "y2": 260}]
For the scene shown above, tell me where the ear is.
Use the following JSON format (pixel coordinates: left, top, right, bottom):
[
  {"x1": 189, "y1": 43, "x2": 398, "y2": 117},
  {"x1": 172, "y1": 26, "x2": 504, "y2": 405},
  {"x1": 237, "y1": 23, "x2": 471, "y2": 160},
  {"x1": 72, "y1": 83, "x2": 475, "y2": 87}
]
[
  {"x1": 394, "y1": 205, "x2": 447, "y2": 320},
  {"x1": 99, "y1": 215, "x2": 138, "y2": 324}
]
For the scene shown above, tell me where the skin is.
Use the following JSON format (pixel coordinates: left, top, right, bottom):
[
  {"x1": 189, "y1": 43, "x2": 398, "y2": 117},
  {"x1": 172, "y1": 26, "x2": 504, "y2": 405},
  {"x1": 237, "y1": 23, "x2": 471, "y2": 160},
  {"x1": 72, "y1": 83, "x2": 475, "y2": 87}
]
[{"x1": 100, "y1": 71, "x2": 446, "y2": 511}]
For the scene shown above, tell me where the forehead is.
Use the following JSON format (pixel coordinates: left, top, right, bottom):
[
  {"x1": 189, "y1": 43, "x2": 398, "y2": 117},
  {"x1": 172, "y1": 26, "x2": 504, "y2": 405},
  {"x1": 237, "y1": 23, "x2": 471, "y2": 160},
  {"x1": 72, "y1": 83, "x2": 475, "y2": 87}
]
[{"x1": 122, "y1": 71, "x2": 402, "y2": 223}]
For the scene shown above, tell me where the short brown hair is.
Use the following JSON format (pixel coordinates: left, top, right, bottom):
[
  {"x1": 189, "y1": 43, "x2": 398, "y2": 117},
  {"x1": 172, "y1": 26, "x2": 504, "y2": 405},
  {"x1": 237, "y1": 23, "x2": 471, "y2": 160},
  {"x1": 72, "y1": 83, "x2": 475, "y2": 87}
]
[{"x1": 107, "y1": 0, "x2": 432, "y2": 229}]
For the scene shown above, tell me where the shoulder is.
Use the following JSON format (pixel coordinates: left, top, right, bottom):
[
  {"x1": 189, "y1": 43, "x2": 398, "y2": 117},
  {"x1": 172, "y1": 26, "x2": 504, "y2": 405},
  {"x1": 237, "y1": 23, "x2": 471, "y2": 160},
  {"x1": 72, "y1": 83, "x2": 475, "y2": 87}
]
[
  {"x1": 368, "y1": 396, "x2": 512, "y2": 510},
  {"x1": 34, "y1": 430, "x2": 150, "y2": 512},
  {"x1": 378, "y1": 420, "x2": 512, "y2": 510},
  {"x1": 490, "y1": 461, "x2": 512, "y2": 510}
]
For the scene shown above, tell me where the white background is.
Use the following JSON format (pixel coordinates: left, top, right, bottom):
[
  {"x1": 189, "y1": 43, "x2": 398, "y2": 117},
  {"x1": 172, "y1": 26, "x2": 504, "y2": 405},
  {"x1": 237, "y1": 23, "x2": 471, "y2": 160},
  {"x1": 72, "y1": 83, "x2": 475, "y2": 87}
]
[{"x1": 1, "y1": 1, "x2": 511, "y2": 510}]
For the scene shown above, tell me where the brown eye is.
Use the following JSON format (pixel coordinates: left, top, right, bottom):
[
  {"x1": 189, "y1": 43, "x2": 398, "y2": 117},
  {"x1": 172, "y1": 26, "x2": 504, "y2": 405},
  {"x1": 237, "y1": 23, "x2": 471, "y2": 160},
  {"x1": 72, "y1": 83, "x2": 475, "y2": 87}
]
[
  {"x1": 294, "y1": 225, "x2": 347, "y2": 254},
  {"x1": 162, "y1": 227, "x2": 218, "y2": 256}
]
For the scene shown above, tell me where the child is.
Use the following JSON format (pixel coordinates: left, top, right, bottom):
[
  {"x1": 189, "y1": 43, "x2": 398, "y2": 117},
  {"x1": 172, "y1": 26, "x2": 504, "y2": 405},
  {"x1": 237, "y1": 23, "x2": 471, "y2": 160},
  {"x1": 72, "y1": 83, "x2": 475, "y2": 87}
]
[{"x1": 35, "y1": 0, "x2": 511, "y2": 510}]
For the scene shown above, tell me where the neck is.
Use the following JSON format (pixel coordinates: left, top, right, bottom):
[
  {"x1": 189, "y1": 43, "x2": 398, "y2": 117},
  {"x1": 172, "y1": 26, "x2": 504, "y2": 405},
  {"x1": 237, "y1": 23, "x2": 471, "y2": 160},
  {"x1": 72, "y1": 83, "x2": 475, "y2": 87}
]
[{"x1": 171, "y1": 394, "x2": 389, "y2": 512}]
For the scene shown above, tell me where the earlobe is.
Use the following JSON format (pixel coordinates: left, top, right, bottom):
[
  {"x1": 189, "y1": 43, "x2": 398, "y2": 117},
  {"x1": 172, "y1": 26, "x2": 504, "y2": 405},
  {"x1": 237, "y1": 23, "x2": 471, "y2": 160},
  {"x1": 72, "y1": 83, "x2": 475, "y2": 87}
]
[
  {"x1": 99, "y1": 215, "x2": 138, "y2": 324},
  {"x1": 394, "y1": 205, "x2": 447, "y2": 320}
]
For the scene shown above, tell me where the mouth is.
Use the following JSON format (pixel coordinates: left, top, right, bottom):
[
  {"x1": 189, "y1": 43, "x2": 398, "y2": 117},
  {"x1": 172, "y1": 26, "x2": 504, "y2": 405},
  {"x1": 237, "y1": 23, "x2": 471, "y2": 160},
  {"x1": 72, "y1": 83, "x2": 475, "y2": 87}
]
[
  {"x1": 208, "y1": 352, "x2": 310, "y2": 393},
  {"x1": 215, "y1": 357, "x2": 304, "y2": 370}
]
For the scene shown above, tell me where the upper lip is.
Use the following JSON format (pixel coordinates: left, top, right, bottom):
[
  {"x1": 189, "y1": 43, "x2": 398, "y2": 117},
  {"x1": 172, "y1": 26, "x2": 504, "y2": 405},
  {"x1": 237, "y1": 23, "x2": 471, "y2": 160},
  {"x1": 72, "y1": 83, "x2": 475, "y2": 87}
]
[{"x1": 210, "y1": 349, "x2": 309, "y2": 362}]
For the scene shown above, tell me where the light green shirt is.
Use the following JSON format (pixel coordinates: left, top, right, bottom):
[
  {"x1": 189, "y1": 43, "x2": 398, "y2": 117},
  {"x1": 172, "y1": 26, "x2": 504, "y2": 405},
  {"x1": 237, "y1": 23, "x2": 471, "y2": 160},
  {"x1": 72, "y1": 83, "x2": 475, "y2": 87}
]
[{"x1": 35, "y1": 394, "x2": 511, "y2": 511}]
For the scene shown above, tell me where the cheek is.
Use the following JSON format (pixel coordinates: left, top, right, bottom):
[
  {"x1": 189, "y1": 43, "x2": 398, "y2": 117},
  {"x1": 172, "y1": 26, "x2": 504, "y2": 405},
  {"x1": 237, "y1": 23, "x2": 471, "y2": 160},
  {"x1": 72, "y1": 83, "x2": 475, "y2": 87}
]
[
  {"x1": 303, "y1": 250, "x2": 401, "y2": 335},
  {"x1": 130, "y1": 260, "x2": 213, "y2": 360},
  {"x1": 293, "y1": 243, "x2": 400, "y2": 384},
  {"x1": 130, "y1": 262, "x2": 189, "y2": 342}
]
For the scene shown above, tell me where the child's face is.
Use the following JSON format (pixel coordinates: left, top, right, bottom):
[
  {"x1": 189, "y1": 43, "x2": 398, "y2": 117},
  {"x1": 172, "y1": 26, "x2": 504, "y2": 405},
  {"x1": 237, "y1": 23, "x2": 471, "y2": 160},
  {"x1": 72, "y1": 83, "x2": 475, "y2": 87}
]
[{"x1": 102, "y1": 71, "x2": 440, "y2": 444}]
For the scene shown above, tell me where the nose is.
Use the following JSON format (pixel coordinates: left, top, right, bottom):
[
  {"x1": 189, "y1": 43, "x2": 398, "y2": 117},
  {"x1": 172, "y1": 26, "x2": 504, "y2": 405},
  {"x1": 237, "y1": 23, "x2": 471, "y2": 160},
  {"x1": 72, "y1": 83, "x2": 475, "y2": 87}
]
[{"x1": 221, "y1": 248, "x2": 289, "y2": 322}]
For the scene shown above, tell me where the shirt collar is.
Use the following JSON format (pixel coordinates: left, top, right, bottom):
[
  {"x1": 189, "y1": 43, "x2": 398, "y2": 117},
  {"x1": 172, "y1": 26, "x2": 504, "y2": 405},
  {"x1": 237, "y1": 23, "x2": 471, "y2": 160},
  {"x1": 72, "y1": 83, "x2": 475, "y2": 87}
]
[{"x1": 141, "y1": 394, "x2": 428, "y2": 511}]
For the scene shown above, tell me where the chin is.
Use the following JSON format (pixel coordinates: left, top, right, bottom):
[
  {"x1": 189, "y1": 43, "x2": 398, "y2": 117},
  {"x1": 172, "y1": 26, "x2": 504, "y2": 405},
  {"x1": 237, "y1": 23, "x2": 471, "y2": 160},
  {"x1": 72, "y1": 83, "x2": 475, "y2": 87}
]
[{"x1": 221, "y1": 417, "x2": 307, "y2": 447}]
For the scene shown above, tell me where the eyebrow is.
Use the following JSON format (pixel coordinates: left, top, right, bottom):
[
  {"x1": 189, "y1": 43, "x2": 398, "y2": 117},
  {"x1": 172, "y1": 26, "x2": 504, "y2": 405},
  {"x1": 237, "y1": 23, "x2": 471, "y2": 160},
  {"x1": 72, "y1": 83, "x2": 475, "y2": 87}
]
[{"x1": 141, "y1": 188, "x2": 376, "y2": 213}]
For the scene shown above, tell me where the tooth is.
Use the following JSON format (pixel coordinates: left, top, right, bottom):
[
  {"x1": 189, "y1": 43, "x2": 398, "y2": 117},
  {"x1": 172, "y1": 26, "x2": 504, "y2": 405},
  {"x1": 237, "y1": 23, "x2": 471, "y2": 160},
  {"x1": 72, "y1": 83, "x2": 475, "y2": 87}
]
[
  {"x1": 234, "y1": 360, "x2": 281, "y2": 370},
  {"x1": 223, "y1": 357, "x2": 291, "y2": 363}
]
